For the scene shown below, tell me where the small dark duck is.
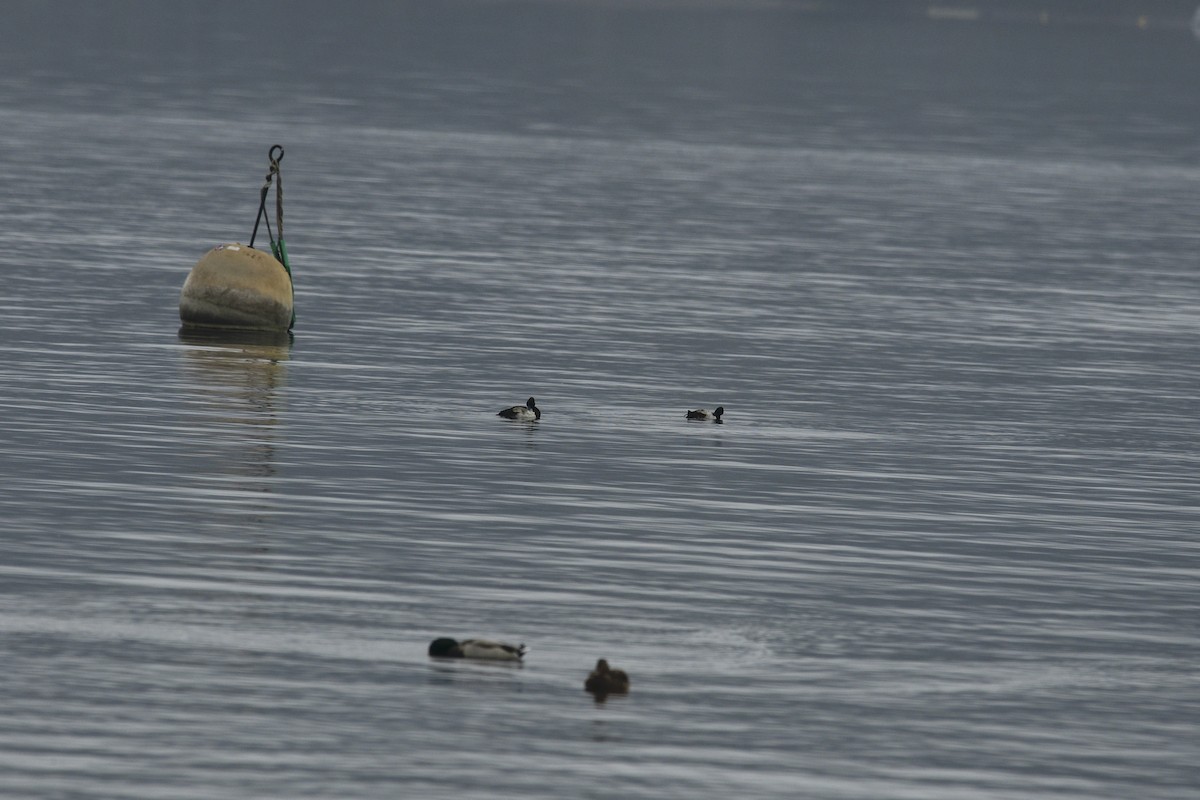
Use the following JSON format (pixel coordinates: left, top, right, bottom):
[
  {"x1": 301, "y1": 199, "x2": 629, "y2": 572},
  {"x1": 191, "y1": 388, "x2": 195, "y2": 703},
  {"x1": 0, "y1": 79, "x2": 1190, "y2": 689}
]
[
  {"x1": 428, "y1": 638, "x2": 527, "y2": 661},
  {"x1": 498, "y1": 396, "x2": 540, "y2": 421},
  {"x1": 686, "y1": 406, "x2": 724, "y2": 422},
  {"x1": 584, "y1": 658, "x2": 631, "y2": 697}
]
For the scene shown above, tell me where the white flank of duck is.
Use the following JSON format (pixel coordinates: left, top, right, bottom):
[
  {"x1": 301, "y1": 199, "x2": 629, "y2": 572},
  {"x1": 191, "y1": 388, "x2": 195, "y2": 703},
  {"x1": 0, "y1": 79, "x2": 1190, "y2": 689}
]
[
  {"x1": 428, "y1": 637, "x2": 527, "y2": 661},
  {"x1": 686, "y1": 405, "x2": 724, "y2": 422}
]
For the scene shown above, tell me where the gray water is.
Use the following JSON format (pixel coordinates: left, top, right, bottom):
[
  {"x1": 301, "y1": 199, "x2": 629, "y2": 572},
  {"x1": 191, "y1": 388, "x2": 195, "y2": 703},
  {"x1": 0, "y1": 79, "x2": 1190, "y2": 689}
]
[{"x1": 1, "y1": 2, "x2": 1198, "y2": 798}]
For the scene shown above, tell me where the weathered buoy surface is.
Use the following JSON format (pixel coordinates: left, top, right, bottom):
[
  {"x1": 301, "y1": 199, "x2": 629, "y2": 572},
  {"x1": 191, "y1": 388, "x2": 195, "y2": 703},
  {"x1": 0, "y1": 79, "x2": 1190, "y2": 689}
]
[{"x1": 180, "y1": 244, "x2": 293, "y2": 332}]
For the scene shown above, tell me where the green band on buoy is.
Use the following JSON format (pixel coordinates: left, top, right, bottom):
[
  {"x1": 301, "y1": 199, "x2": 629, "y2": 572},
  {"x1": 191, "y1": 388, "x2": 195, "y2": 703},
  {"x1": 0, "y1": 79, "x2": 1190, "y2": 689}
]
[
  {"x1": 274, "y1": 239, "x2": 295, "y2": 329},
  {"x1": 274, "y1": 239, "x2": 291, "y2": 275}
]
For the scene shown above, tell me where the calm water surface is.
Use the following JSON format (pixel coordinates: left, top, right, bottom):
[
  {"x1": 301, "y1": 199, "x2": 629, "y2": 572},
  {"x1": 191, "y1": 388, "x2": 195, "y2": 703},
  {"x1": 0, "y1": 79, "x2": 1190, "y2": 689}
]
[{"x1": 1, "y1": 3, "x2": 1198, "y2": 798}]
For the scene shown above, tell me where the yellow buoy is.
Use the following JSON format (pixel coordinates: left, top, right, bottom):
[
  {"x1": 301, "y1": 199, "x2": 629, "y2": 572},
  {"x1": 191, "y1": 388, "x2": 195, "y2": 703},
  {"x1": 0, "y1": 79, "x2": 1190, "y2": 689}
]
[{"x1": 179, "y1": 243, "x2": 293, "y2": 332}]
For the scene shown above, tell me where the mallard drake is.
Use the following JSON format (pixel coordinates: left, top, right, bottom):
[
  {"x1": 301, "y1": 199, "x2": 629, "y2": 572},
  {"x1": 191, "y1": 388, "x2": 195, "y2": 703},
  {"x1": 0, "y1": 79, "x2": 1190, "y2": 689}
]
[
  {"x1": 498, "y1": 397, "x2": 540, "y2": 421},
  {"x1": 584, "y1": 658, "x2": 630, "y2": 695},
  {"x1": 428, "y1": 637, "x2": 527, "y2": 661},
  {"x1": 686, "y1": 406, "x2": 724, "y2": 422}
]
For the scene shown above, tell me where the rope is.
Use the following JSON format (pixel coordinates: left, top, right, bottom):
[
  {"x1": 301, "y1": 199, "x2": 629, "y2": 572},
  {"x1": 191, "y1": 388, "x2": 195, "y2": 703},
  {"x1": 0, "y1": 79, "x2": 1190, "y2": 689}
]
[
  {"x1": 274, "y1": 146, "x2": 284, "y2": 243},
  {"x1": 247, "y1": 144, "x2": 294, "y2": 329}
]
